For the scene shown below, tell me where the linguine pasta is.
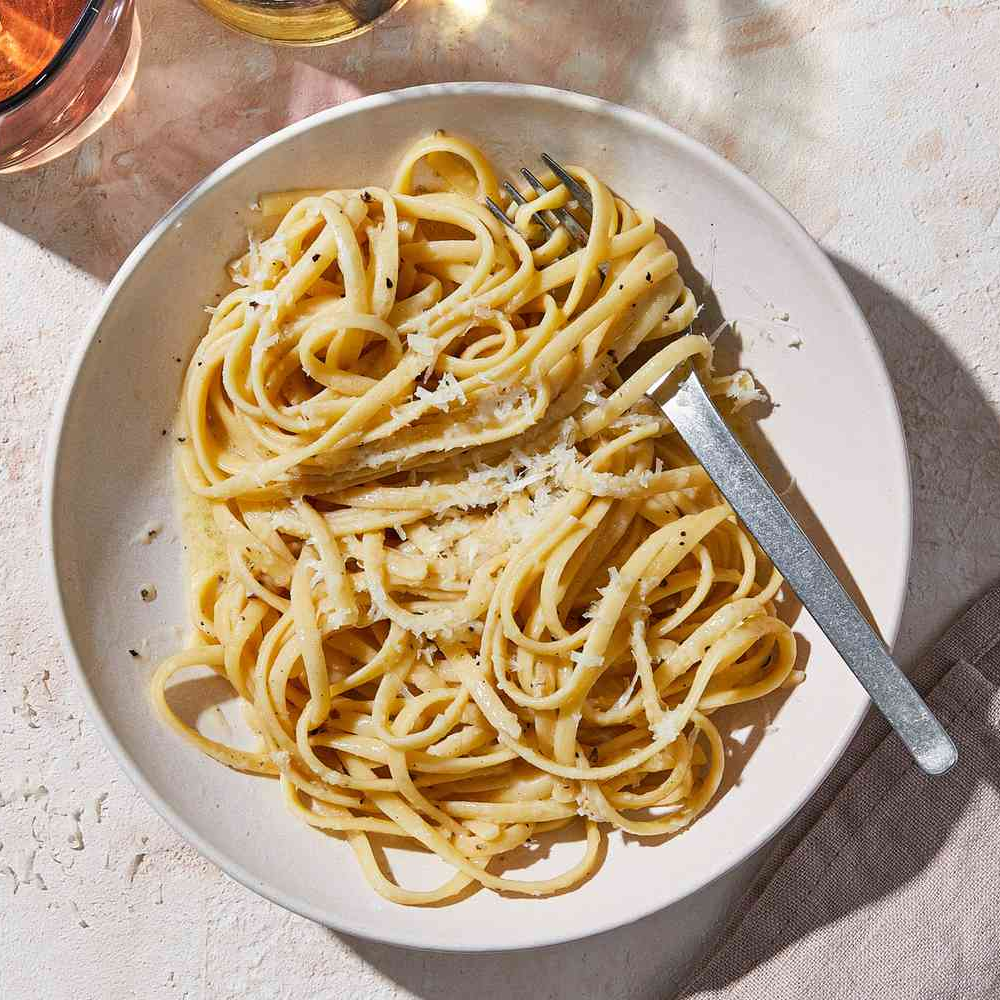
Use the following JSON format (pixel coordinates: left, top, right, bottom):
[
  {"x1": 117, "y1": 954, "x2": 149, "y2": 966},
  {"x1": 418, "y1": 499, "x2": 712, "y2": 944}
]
[{"x1": 152, "y1": 134, "x2": 799, "y2": 905}]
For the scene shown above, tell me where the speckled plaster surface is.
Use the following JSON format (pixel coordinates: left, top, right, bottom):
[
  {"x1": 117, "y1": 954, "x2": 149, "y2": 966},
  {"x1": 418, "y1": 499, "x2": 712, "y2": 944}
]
[{"x1": 1, "y1": 1, "x2": 998, "y2": 997}]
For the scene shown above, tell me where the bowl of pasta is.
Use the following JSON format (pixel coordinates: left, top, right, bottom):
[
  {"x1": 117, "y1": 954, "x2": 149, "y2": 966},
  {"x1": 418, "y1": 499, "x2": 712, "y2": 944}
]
[{"x1": 45, "y1": 83, "x2": 910, "y2": 950}]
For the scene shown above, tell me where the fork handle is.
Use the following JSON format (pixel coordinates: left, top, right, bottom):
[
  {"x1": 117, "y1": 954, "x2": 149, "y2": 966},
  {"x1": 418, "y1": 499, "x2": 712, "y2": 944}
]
[{"x1": 656, "y1": 367, "x2": 957, "y2": 775}]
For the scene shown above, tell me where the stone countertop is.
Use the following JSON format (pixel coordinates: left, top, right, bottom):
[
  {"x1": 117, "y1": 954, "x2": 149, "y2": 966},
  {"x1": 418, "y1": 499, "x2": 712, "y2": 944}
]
[{"x1": 2, "y1": 1, "x2": 998, "y2": 997}]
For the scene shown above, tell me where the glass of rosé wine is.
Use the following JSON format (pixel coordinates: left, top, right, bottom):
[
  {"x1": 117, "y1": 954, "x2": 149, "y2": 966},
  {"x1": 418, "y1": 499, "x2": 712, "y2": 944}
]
[{"x1": 0, "y1": 0, "x2": 139, "y2": 173}]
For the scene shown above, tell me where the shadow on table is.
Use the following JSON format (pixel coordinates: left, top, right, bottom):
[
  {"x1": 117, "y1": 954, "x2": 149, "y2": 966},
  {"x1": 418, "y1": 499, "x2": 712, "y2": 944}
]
[
  {"x1": 669, "y1": 256, "x2": 1000, "y2": 995},
  {"x1": 833, "y1": 258, "x2": 1000, "y2": 665},
  {"x1": 0, "y1": 0, "x2": 819, "y2": 284},
  {"x1": 333, "y1": 264, "x2": 1000, "y2": 1000}
]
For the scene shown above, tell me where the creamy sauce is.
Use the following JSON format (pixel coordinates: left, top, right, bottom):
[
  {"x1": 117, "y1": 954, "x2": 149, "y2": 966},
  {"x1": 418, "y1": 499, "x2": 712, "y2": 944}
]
[{"x1": 173, "y1": 449, "x2": 227, "y2": 586}]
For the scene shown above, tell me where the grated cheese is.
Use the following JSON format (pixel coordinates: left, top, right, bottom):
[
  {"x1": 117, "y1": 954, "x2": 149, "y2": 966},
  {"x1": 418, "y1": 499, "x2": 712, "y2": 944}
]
[
  {"x1": 414, "y1": 371, "x2": 467, "y2": 412},
  {"x1": 612, "y1": 668, "x2": 641, "y2": 711},
  {"x1": 651, "y1": 713, "x2": 680, "y2": 744},
  {"x1": 726, "y1": 373, "x2": 768, "y2": 412},
  {"x1": 406, "y1": 333, "x2": 436, "y2": 355},
  {"x1": 131, "y1": 521, "x2": 163, "y2": 546}
]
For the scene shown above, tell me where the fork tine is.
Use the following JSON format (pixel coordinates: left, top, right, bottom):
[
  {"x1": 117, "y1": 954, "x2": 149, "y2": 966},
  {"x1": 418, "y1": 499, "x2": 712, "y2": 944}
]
[
  {"x1": 541, "y1": 153, "x2": 593, "y2": 215},
  {"x1": 520, "y1": 167, "x2": 590, "y2": 248},
  {"x1": 502, "y1": 181, "x2": 555, "y2": 237},
  {"x1": 487, "y1": 166, "x2": 605, "y2": 277},
  {"x1": 502, "y1": 180, "x2": 527, "y2": 205},
  {"x1": 485, "y1": 197, "x2": 515, "y2": 229}
]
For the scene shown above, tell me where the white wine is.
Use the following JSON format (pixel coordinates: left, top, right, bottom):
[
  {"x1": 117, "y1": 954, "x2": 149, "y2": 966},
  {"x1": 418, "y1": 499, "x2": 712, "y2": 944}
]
[{"x1": 195, "y1": 0, "x2": 407, "y2": 45}]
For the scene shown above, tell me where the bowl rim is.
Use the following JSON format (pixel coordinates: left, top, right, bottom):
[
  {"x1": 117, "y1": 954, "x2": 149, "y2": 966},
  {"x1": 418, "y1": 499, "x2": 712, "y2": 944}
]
[{"x1": 43, "y1": 81, "x2": 912, "y2": 952}]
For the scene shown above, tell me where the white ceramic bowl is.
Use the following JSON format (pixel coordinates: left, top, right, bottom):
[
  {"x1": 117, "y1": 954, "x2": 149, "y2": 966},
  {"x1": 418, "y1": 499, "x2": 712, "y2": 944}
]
[{"x1": 45, "y1": 83, "x2": 910, "y2": 952}]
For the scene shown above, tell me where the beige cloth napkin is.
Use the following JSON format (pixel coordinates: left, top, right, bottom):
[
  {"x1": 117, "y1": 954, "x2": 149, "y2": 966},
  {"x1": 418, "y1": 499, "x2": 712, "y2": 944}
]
[{"x1": 679, "y1": 585, "x2": 1000, "y2": 999}]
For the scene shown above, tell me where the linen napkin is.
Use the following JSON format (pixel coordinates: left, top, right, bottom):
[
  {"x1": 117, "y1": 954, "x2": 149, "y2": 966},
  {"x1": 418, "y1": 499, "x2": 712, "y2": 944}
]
[{"x1": 678, "y1": 584, "x2": 1000, "y2": 999}]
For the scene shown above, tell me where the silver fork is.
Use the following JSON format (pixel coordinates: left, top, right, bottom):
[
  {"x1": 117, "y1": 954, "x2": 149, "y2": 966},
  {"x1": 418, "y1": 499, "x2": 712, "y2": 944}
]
[{"x1": 486, "y1": 155, "x2": 957, "y2": 776}]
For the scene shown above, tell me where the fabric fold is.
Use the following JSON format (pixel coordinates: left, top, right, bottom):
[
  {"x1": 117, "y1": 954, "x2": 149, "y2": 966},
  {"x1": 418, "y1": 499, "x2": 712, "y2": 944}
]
[{"x1": 678, "y1": 584, "x2": 1000, "y2": 1000}]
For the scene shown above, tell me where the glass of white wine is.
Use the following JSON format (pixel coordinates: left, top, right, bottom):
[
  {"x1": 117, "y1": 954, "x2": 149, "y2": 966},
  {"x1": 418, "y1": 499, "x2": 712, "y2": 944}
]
[{"x1": 195, "y1": 0, "x2": 408, "y2": 45}]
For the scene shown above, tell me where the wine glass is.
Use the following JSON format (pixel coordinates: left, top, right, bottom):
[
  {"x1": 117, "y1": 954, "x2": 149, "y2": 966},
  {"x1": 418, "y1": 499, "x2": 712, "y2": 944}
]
[
  {"x1": 0, "y1": 0, "x2": 139, "y2": 173},
  {"x1": 193, "y1": 0, "x2": 409, "y2": 46}
]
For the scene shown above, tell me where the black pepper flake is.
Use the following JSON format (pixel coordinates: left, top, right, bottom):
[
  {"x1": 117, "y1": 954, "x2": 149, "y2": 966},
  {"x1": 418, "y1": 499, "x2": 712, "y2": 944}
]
[
  {"x1": 161, "y1": 429, "x2": 167, "y2": 437},
  {"x1": 312, "y1": 254, "x2": 320, "y2": 262},
  {"x1": 361, "y1": 190, "x2": 372, "y2": 203},
  {"x1": 128, "y1": 649, "x2": 139, "y2": 658},
  {"x1": 176, "y1": 436, "x2": 186, "y2": 443},
  {"x1": 386, "y1": 277, "x2": 394, "y2": 289},
  {"x1": 197, "y1": 361, "x2": 203, "y2": 367},
  {"x1": 174, "y1": 357, "x2": 182, "y2": 363},
  {"x1": 618, "y1": 284, "x2": 624, "y2": 291},
  {"x1": 645, "y1": 272, "x2": 652, "y2": 282},
  {"x1": 680, "y1": 530, "x2": 687, "y2": 536},
  {"x1": 249, "y1": 300, "x2": 259, "y2": 308}
]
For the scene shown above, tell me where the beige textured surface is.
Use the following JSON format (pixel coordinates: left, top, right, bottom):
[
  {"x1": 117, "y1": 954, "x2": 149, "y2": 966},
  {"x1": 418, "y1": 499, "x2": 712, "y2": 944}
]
[{"x1": 1, "y1": 1, "x2": 998, "y2": 997}]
